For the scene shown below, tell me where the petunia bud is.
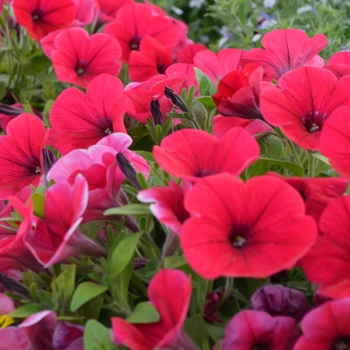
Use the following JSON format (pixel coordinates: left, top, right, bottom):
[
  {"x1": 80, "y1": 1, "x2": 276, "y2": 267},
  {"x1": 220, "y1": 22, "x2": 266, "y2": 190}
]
[
  {"x1": 116, "y1": 153, "x2": 141, "y2": 190},
  {"x1": 150, "y1": 100, "x2": 163, "y2": 127},
  {"x1": 250, "y1": 284, "x2": 309, "y2": 321},
  {"x1": 164, "y1": 86, "x2": 189, "y2": 112}
]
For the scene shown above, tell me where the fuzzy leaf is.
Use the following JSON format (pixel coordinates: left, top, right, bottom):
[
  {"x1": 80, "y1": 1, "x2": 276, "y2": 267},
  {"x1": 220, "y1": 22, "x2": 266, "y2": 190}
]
[{"x1": 70, "y1": 282, "x2": 107, "y2": 312}]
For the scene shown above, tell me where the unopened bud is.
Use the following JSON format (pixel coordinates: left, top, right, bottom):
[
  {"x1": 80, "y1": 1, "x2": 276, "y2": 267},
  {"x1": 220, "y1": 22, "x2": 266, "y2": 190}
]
[
  {"x1": 116, "y1": 152, "x2": 141, "y2": 190},
  {"x1": 164, "y1": 86, "x2": 189, "y2": 112},
  {"x1": 150, "y1": 100, "x2": 163, "y2": 126}
]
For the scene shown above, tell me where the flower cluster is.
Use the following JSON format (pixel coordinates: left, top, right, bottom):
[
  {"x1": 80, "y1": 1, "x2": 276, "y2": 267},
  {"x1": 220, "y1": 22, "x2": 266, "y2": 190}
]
[{"x1": 0, "y1": 0, "x2": 349, "y2": 348}]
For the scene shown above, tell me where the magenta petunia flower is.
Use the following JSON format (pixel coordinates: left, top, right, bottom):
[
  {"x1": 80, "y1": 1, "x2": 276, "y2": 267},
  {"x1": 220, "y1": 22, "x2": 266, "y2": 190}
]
[
  {"x1": 260, "y1": 66, "x2": 350, "y2": 150},
  {"x1": 10, "y1": 175, "x2": 106, "y2": 268},
  {"x1": 50, "y1": 27, "x2": 122, "y2": 88},
  {"x1": 219, "y1": 310, "x2": 300, "y2": 350},
  {"x1": 241, "y1": 28, "x2": 327, "y2": 79},
  {"x1": 112, "y1": 269, "x2": 197, "y2": 350},
  {"x1": 181, "y1": 174, "x2": 317, "y2": 279},
  {"x1": 153, "y1": 127, "x2": 260, "y2": 182},
  {"x1": 49, "y1": 74, "x2": 126, "y2": 155},
  {"x1": 294, "y1": 298, "x2": 350, "y2": 349}
]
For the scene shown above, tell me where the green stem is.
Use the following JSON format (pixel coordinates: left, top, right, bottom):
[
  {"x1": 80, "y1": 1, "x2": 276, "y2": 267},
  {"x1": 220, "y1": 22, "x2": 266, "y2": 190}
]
[
  {"x1": 206, "y1": 279, "x2": 213, "y2": 293},
  {"x1": 217, "y1": 277, "x2": 233, "y2": 310},
  {"x1": 308, "y1": 150, "x2": 315, "y2": 177},
  {"x1": 287, "y1": 139, "x2": 302, "y2": 167}
]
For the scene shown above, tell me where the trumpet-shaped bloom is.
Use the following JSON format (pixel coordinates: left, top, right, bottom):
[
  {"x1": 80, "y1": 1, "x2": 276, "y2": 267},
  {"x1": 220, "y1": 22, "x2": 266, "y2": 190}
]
[
  {"x1": 129, "y1": 35, "x2": 173, "y2": 82},
  {"x1": 124, "y1": 76, "x2": 184, "y2": 123},
  {"x1": 193, "y1": 48, "x2": 244, "y2": 82},
  {"x1": 212, "y1": 65, "x2": 270, "y2": 119},
  {"x1": 300, "y1": 195, "x2": 350, "y2": 299},
  {"x1": 181, "y1": 174, "x2": 317, "y2": 279},
  {"x1": 219, "y1": 310, "x2": 300, "y2": 350},
  {"x1": 137, "y1": 181, "x2": 189, "y2": 236},
  {"x1": 241, "y1": 29, "x2": 327, "y2": 79},
  {"x1": 51, "y1": 27, "x2": 122, "y2": 88},
  {"x1": 13, "y1": 0, "x2": 75, "y2": 41},
  {"x1": 294, "y1": 298, "x2": 350, "y2": 350},
  {"x1": 95, "y1": 0, "x2": 133, "y2": 24},
  {"x1": 48, "y1": 133, "x2": 149, "y2": 223},
  {"x1": 112, "y1": 269, "x2": 197, "y2": 350},
  {"x1": 10, "y1": 175, "x2": 106, "y2": 267},
  {"x1": 49, "y1": 74, "x2": 126, "y2": 155},
  {"x1": 266, "y1": 172, "x2": 348, "y2": 221},
  {"x1": 0, "y1": 113, "x2": 49, "y2": 199},
  {"x1": 153, "y1": 127, "x2": 260, "y2": 182},
  {"x1": 320, "y1": 106, "x2": 350, "y2": 178},
  {"x1": 260, "y1": 66, "x2": 350, "y2": 150},
  {"x1": 104, "y1": 3, "x2": 179, "y2": 63}
]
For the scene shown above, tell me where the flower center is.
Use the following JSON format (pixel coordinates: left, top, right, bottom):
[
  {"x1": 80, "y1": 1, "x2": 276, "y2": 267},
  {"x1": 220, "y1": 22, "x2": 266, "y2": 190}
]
[
  {"x1": 332, "y1": 337, "x2": 350, "y2": 350},
  {"x1": 32, "y1": 9, "x2": 44, "y2": 22},
  {"x1": 129, "y1": 37, "x2": 141, "y2": 51},
  {"x1": 96, "y1": 118, "x2": 114, "y2": 136},
  {"x1": 229, "y1": 223, "x2": 252, "y2": 249},
  {"x1": 302, "y1": 110, "x2": 327, "y2": 133}
]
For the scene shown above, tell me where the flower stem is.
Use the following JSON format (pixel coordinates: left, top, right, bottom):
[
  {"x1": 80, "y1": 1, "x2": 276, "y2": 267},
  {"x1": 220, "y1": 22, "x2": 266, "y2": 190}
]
[{"x1": 217, "y1": 277, "x2": 233, "y2": 310}]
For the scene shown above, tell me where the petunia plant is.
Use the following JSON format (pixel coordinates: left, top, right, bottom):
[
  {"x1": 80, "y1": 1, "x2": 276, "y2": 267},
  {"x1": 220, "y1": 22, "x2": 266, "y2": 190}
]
[{"x1": 0, "y1": 0, "x2": 350, "y2": 349}]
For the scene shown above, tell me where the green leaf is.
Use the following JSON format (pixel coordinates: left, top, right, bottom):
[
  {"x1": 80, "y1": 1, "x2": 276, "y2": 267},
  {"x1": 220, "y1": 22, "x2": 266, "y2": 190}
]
[
  {"x1": 8, "y1": 303, "x2": 43, "y2": 318},
  {"x1": 109, "y1": 231, "x2": 143, "y2": 276},
  {"x1": 104, "y1": 204, "x2": 151, "y2": 216},
  {"x1": 184, "y1": 314, "x2": 210, "y2": 348},
  {"x1": 79, "y1": 220, "x2": 105, "y2": 240},
  {"x1": 70, "y1": 282, "x2": 107, "y2": 312},
  {"x1": 52, "y1": 264, "x2": 76, "y2": 305},
  {"x1": 191, "y1": 100, "x2": 208, "y2": 125},
  {"x1": 164, "y1": 255, "x2": 187, "y2": 269},
  {"x1": 196, "y1": 96, "x2": 217, "y2": 111},
  {"x1": 84, "y1": 320, "x2": 118, "y2": 350},
  {"x1": 194, "y1": 68, "x2": 217, "y2": 96},
  {"x1": 0, "y1": 81, "x2": 6, "y2": 101},
  {"x1": 312, "y1": 153, "x2": 330, "y2": 166},
  {"x1": 30, "y1": 193, "x2": 45, "y2": 219},
  {"x1": 127, "y1": 302, "x2": 160, "y2": 324},
  {"x1": 23, "y1": 54, "x2": 52, "y2": 75},
  {"x1": 259, "y1": 157, "x2": 304, "y2": 177}
]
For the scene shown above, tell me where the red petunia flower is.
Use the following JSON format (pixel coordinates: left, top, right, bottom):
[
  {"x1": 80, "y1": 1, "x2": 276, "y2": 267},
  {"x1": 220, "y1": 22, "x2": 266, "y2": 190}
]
[
  {"x1": 294, "y1": 298, "x2": 350, "y2": 350},
  {"x1": 181, "y1": 174, "x2": 317, "y2": 279},
  {"x1": 319, "y1": 105, "x2": 350, "y2": 177},
  {"x1": 193, "y1": 48, "x2": 244, "y2": 82},
  {"x1": 124, "y1": 76, "x2": 184, "y2": 123},
  {"x1": 0, "y1": 113, "x2": 49, "y2": 199},
  {"x1": 219, "y1": 310, "x2": 300, "y2": 350},
  {"x1": 241, "y1": 28, "x2": 327, "y2": 79},
  {"x1": 49, "y1": 74, "x2": 126, "y2": 155},
  {"x1": 212, "y1": 65, "x2": 271, "y2": 119},
  {"x1": 51, "y1": 27, "x2": 122, "y2": 88},
  {"x1": 112, "y1": 269, "x2": 197, "y2": 350},
  {"x1": 13, "y1": 0, "x2": 76, "y2": 41},
  {"x1": 104, "y1": 3, "x2": 179, "y2": 63},
  {"x1": 177, "y1": 43, "x2": 207, "y2": 64},
  {"x1": 213, "y1": 115, "x2": 272, "y2": 139},
  {"x1": 153, "y1": 127, "x2": 260, "y2": 182},
  {"x1": 300, "y1": 195, "x2": 350, "y2": 299},
  {"x1": 95, "y1": 0, "x2": 133, "y2": 24},
  {"x1": 266, "y1": 172, "x2": 348, "y2": 221},
  {"x1": 128, "y1": 35, "x2": 173, "y2": 82},
  {"x1": 260, "y1": 66, "x2": 350, "y2": 150},
  {"x1": 137, "y1": 181, "x2": 190, "y2": 236}
]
